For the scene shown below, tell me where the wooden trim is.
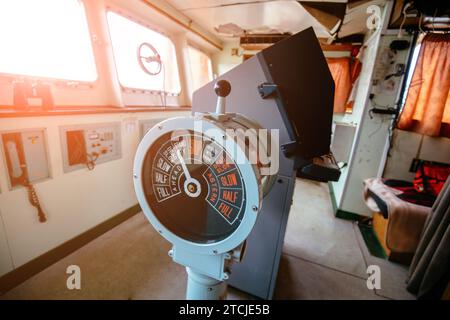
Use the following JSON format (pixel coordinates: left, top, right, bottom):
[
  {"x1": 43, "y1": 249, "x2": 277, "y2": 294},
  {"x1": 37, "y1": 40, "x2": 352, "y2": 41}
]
[
  {"x1": 373, "y1": 211, "x2": 391, "y2": 256},
  {"x1": 0, "y1": 106, "x2": 191, "y2": 118},
  {"x1": 240, "y1": 43, "x2": 272, "y2": 51},
  {"x1": 320, "y1": 43, "x2": 357, "y2": 52},
  {"x1": 139, "y1": 0, "x2": 223, "y2": 51},
  {"x1": 357, "y1": 222, "x2": 388, "y2": 259},
  {"x1": 0, "y1": 204, "x2": 141, "y2": 295}
]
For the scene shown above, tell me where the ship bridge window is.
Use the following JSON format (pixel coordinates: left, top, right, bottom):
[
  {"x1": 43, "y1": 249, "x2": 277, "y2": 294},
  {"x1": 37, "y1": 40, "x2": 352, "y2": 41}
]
[
  {"x1": 107, "y1": 12, "x2": 181, "y2": 95},
  {"x1": 0, "y1": 0, "x2": 97, "y2": 82},
  {"x1": 187, "y1": 45, "x2": 213, "y2": 98}
]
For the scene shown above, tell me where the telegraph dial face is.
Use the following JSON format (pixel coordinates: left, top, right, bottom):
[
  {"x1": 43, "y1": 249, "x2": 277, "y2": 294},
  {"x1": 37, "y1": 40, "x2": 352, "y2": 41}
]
[{"x1": 142, "y1": 130, "x2": 246, "y2": 244}]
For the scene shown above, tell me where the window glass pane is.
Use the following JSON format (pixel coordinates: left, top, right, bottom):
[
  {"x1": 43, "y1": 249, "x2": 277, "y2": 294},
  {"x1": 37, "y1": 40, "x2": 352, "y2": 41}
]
[
  {"x1": 0, "y1": 0, "x2": 97, "y2": 82},
  {"x1": 188, "y1": 46, "x2": 213, "y2": 94},
  {"x1": 107, "y1": 12, "x2": 181, "y2": 94},
  {"x1": 401, "y1": 43, "x2": 422, "y2": 106}
]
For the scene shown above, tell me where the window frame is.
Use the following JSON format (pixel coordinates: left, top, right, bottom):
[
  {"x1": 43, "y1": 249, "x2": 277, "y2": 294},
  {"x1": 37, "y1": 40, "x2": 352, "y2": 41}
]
[
  {"x1": 187, "y1": 43, "x2": 214, "y2": 79},
  {"x1": 0, "y1": 0, "x2": 99, "y2": 85},
  {"x1": 106, "y1": 9, "x2": 182, "y2": 97},
  {"x1": 398, "y1": 34, "x2": 424, "y2": 111},
  {"x1": 186, "y1": 43, "x2": 214, "y2": 100}
]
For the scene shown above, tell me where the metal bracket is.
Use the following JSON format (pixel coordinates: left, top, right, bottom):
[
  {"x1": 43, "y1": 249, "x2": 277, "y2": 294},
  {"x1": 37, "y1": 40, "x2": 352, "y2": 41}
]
[
  {"x1": 257, "y1": 82, "x2": 278, "y2": 99},
  {"x1": 281, "y1": 141, "x2": 297, "y2": 158}
]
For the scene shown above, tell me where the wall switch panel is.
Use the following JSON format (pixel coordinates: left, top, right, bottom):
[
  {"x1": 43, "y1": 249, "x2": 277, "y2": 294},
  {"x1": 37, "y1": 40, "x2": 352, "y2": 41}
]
[{"x1": 60, "y1": 122, "x2": 121, "y2": 172}]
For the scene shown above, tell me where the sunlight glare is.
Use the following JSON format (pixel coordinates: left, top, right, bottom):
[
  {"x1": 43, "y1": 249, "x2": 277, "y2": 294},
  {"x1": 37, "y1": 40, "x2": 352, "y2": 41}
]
[{"x1": 0, "y1": 0, "x2": 97, "y2": 81}]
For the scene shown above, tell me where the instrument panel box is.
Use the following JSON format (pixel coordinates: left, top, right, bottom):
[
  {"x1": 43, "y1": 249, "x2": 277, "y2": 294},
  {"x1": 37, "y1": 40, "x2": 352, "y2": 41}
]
[
  {"x1": 60, "y1": 122, "x2": 122, "y2": 173},
  {"x1": 1, "y1": 128, "x2": 51, "y2": 190}
]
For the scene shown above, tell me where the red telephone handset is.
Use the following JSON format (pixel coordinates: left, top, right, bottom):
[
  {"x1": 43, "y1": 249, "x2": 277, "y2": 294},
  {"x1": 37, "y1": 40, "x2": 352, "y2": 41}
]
[{"x1": 2, "y1": 133, "x2": 47, "y2": 223}]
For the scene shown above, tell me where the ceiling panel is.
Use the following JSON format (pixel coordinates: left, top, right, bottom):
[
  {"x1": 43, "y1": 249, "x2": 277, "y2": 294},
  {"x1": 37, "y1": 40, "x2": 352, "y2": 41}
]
[
  {"x1": 166, "y1": 0, "x2": 332, "y2": 40},
  {"x1": 167, "y1": 0, "x2": 274, "y2": 11},
  {"x1": 168, "y1": 0, "x2": 348, "y2": 11}
]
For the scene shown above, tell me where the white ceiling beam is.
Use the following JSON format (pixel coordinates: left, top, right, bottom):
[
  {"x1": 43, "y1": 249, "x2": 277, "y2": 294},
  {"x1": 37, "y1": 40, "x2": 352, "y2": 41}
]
[{"x1": 140, "y1": 0, "x2": 224, "y2": 50}]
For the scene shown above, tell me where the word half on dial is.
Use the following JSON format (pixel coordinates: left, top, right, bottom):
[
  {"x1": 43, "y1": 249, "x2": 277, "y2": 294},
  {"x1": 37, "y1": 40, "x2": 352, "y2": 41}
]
[{"x1": 143, "y1": 131, "x2": 247, "y2": 244}]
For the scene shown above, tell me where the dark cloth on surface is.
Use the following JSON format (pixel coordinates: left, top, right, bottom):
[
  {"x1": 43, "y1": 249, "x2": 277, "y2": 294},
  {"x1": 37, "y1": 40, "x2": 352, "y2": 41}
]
[{"x1": 407, "y1": 177, "x2": 450, "y2": 299}]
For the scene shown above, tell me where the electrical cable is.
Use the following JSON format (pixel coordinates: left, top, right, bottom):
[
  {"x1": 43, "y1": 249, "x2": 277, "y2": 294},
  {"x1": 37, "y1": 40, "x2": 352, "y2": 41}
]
[
  {"x1": 368, "y1": 116, "x2": 389, "y2": 138},
  {"x1": 398, "y1": 2, "x2": 413, "y2": 38},
  {"x1": 338, "y1": 162, "x2": 347, "y2": 170},
  {"x1": 419, "y1": 13, "x2": 424, "y2": 33},
  {"x1": 432, "y1": 8, "x2": 437, "y2": 33},
  {"x1": 25, "y1": 183, "x2": 47, "y2": 223},
  {"x1": 86, "y1": 152, "x2": 99, "y2": 171},
  {"x1": 387, "y1": 30, "x2": 420, "y2": 157},
  {"x1": 160, "y1": 61, "x2": 167, "y2": 108}
]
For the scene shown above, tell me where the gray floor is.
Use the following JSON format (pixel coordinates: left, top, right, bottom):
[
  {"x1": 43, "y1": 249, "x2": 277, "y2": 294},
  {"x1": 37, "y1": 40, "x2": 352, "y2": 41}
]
[
  {"x1": 277, "y1": 179, "x2": 415, "y2": 300},
  {"x1": 1, "y1": 178, "x2": 416, "y2": 300}
]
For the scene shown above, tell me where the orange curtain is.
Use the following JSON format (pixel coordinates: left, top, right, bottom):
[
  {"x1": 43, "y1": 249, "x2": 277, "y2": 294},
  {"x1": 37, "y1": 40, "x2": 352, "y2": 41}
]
[
  {"x1": 327, "y1": 57, "x2": 361, "y2": 113},
  {"x1": 398, "y1": 33, "x2": 450, "y2": 138},
  {"x1": 327, "y1": 57, "x2": 352, "y2": 113},
  {"x1": 345, "y1": 59, "x2": 362, "y2": 112}
]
